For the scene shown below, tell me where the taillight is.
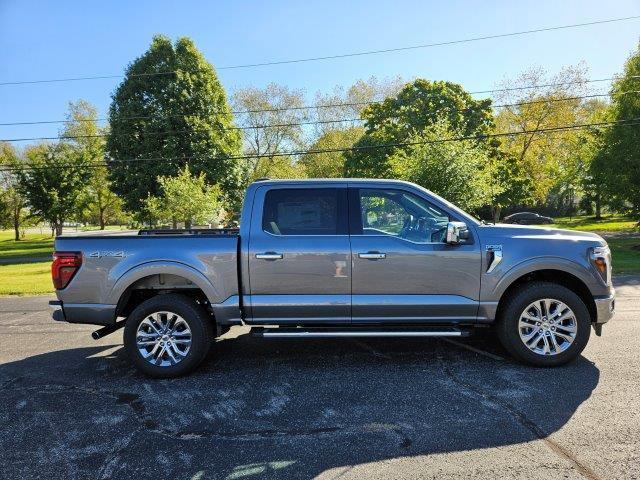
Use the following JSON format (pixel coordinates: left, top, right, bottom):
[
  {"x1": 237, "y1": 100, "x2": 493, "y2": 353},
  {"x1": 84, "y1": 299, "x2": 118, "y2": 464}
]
[{"x1": 52, "y1": 252, "x2": 82, "y2": 289}]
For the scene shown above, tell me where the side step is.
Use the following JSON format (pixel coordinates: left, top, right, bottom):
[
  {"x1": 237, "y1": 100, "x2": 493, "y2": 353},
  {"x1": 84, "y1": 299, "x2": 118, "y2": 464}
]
[{"x1": 251, "y1": 326, "x2": 470, "y2": 338}]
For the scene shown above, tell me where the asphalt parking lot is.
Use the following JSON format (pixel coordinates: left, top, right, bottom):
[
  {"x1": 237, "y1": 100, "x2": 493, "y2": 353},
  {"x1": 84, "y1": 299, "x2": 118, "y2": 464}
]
[{"x1": 1, "y1": 277, "x2": 639, "y2": 480}]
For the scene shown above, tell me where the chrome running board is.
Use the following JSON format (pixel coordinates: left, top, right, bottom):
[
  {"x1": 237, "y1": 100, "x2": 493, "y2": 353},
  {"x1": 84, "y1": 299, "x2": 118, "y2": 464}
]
[{"x1": 252, "y1": 326, "x2": 469, "y2": 338}]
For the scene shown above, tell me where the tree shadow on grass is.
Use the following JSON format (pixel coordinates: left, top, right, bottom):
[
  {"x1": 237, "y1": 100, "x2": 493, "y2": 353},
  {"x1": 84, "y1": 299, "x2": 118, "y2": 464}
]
[{"x1": 0, "y1": 332, "x2": 599, "y2": 479}]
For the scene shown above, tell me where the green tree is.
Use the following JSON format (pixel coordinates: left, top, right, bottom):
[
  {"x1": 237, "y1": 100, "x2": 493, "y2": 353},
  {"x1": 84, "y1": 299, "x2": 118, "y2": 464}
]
[
  {"x1": 17, "y1": 142, "x2": 91, "y2": 236},
  {"x1": 344, "y1": 79, "x2": 494, "y2": 177},
  {"x1": 0, "y1": 142, "x2": 27, "y2": 240},
  {"x1": 300, "y1": 127, "x2": 363, "y2": 178},
  {"x1": 302, "y1": 77, "x2": 404, "y2": 178},
  {"x1": 63, "y1": 100, "x2": 124, "y2": 229},
  {"x1": 576, "y1": 100, "x2": 610, "y2": 219},
  {"x1": 489, "y1": 152, "x2": 534, "y2": 221},
  {"x1": 145, "y1": 165, "x2": 221, "y2": 228},
  {"x1": 233, "y1": 83, "x2": 308, "y2": 186},
  {"x1": 495, "y1": 65, "x2": 590, "y2": 205},
  {"x1": 312, "y1": 76, "x2": 405, "y2": 136},
  {"x1": 389, "y1": 121, "x2": 497, "y2": 212},
  {"x1": 601, "y1": 43, "x2": 640, "y2": 215},
  {"x1": 107, "y1": 35, "x2": 241, "y2": 214}
]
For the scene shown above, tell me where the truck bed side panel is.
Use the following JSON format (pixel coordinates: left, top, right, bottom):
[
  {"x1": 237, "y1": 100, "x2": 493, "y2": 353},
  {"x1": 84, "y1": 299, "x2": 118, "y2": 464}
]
[{"x1": 54, "y1": 235, "x2": 239, "y2": 317}]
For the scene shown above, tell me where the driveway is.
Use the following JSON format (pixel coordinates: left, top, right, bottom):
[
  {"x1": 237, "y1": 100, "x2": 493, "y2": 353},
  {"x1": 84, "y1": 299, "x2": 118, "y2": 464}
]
[{"x1": 0, "y1": 277, "x2": 639, "y2": 479}]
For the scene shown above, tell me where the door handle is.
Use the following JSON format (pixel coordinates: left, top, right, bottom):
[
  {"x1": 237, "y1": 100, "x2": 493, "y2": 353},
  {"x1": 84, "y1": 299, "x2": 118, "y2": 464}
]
[
  {"x1": 358, "y1": 252, "x2": 386, "y2": 260},
  {"x1": 255, "y1": 252, "x2": 283, "y2": 260}
]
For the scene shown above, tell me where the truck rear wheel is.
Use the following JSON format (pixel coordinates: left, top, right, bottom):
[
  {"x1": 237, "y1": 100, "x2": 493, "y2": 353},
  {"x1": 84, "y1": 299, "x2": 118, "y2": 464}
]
[
  {"x1": 123, "y1": 294, "x2": 213, "y2": 378},
  {"x1": 497, "y1": 282, "x2": 591, "y2": 367}
]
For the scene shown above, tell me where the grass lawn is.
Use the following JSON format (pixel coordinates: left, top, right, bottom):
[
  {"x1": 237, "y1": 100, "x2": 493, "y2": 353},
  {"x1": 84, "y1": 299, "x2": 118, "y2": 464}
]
[
  {"x1": 550, "y1": 215, "x2": 639, "y2": 233},
  {"x1": 0, "y1": 230, "x2": 54, "y2": 295},
  {"x1": 0, "y1": 230, "x2": 53, "y2": 263},
  {"x1": 607, "y1": 237, "x2": 640, "y2": 275},
  {"x1": 0, "y1": 261, "x2": 52, "y2": 295},
  {"x1": 0, "y1": 227, "x2": 127, "y2": 295},
  {"x1": 547, "y1": 216, "x2": 640, "y2": 273}
]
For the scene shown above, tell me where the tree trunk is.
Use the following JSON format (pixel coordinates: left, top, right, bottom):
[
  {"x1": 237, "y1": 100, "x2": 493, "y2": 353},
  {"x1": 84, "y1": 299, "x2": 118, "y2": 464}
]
[
  {"x1": 55, "y1": 222, "x2": 63, "y2": 237},
  {"x1": 185, "y1": 219, "x2": 192, "y2": 229},
  {"x1": 13, "y1": 206, "x2": 20, "y2": 241},
  {"x1": 594, "y1": 192, "x2": 602, "y2": 220},
  {"x1": 172, "y1": 217, "x2": 177, "y2": 229},
  {"x1": 492, "y1": 205, "x2": 501, "y2": 224},
  {"x1": 99, "y1": 207, "x2": 106, "y2": 230}
]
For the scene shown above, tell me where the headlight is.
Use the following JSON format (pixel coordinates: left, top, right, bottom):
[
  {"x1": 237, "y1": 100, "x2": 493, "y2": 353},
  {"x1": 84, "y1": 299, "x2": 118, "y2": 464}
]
[{"x1": 589, "y1": 246, "x2": 611, "y2": 285}]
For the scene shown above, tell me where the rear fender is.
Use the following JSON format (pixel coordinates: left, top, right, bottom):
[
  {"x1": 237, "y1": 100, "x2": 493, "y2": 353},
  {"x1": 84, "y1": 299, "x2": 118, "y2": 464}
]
[{"x1": 108, "y1": 261, "x2": 222, "y2": 306}]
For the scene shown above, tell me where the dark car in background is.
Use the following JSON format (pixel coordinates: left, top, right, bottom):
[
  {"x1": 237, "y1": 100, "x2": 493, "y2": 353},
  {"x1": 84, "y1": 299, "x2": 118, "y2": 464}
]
[{"x1": 503, "y1": 212, "x2": 554, "y2": 225}]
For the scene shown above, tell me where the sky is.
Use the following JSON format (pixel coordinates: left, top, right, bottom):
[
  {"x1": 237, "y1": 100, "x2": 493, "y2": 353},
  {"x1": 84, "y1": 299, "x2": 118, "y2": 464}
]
[{"x1": 1, "y1": 0, "x2": 639, "y2": 146}]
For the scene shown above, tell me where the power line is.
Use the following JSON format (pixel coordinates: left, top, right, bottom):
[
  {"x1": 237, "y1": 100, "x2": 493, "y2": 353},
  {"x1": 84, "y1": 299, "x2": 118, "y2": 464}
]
[
  {"x1": 1, "y1": 15, "x2": 638, "y2": 86},
  {"x1": 1, "y1": 76, "x2": 632, "y2": 127},
  {"x1": 1, "y1": 90, "x2": 638, "y2": 143},
  {"x1": 0, "y1": 84, "x2": 640, "y2": 135},
  {"x1": 218, "y1": 16, "x2": 640, "y2": 70},
  {"x1": 2, "y1": 76, "x2": 635, "y2": 127},
  {"x1": 2, "y1": 117, "x2": 637, "y2": 173}
]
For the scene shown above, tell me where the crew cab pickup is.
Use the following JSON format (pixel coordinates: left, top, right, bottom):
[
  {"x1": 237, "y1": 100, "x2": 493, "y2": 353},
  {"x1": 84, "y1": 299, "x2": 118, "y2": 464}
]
[{"x1": 50, "y1": 179, "x2": 615, "y2": 377}]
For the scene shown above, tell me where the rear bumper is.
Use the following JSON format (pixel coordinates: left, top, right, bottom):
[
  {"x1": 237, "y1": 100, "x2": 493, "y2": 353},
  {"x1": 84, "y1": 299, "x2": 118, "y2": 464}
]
[
  {"x1": 49, "y1": 300, "x2": 116, "y2": 326},
  {"x1": 594, "y1": 292, "x2": 615, "y2": 324},
  {"x1": 49, "y1": 300, "x2": 65, "y2": 322}
]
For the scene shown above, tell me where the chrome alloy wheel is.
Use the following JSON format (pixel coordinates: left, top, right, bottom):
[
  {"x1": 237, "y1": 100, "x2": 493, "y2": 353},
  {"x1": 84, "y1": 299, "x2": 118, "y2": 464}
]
[
  {"x1": 518, "y1": 299, "x2": 577, "y2": 356},
  {"x1": 135, "y1": 311, "x2": 192, "y2": 367}
]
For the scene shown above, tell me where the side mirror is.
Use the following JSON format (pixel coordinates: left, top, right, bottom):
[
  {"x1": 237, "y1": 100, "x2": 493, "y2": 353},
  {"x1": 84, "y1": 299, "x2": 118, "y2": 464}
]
[{"x1": 446, "y1": 221, "x2": 469, "y2": 245}]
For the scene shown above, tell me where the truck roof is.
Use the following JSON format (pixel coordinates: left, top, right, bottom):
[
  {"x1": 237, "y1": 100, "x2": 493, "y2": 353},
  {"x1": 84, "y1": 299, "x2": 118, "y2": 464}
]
[
  {"x1": 251, "y1": 178, "x2": 416, "y2": 185},
  {"x1": 247, "y1": 178, "x2": 481, "y2": 226}
]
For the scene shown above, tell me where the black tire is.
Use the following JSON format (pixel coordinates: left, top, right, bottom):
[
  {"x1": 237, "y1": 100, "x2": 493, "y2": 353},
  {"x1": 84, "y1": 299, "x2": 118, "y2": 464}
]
[
  {"x1": 496, "y1": 282, "x2": 591, "y2": 367},
  {"x1": 123, "y1": 294, "x2": 213, "y2": 378}
]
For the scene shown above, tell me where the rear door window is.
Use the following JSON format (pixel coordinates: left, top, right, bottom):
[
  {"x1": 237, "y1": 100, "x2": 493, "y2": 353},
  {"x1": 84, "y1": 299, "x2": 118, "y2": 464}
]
[{"x1": 262, "y1": 188, "x2": 347, "y2": 235}]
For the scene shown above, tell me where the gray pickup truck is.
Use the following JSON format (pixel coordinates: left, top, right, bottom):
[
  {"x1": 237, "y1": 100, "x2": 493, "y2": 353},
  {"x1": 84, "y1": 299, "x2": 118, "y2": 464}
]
[{"x1": 50, "y1": 179, "x2": 615, "y2": 377}]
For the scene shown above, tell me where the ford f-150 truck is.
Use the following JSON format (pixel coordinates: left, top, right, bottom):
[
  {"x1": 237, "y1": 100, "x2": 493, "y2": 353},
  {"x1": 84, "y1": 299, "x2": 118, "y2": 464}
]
[{"x1": 50, "y1": 179, "x2": 615, "y2": 377}]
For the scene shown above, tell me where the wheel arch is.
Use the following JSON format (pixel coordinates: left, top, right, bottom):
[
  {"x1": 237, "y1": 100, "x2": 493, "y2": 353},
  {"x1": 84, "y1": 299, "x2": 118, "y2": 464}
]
[
  {"x1": 109, "y1": 262, "x2": 221, "y2": 319},
  {"x1": 495, "y1": 269, "x2": 597, "y2": 324}
]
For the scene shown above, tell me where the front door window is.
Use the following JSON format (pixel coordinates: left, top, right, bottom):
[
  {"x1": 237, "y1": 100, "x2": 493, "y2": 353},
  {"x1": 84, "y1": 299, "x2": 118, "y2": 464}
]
[{"x1": 359, "y1": 189, "x2": 449, "y2": 244}]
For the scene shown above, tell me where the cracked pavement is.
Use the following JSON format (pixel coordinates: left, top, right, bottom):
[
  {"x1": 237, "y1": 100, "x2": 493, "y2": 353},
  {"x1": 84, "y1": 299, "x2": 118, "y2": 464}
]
[{"x1": 1, "y1": 276, "x2": 639, "y2": 479}]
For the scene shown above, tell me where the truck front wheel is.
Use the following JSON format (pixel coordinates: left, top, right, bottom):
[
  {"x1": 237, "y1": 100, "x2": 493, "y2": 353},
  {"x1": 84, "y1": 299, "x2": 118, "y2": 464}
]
[
  {"x1": 123, "y1": 294, "x2": 213, "y2": 378},
  {"x1": 497, "y1": 282, "x2": 591, "y2": 367}
]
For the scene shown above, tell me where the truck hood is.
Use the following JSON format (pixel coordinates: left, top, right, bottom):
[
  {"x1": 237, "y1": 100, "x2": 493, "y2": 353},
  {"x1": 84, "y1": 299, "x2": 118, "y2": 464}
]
[{"x1": 478, "y1": 223, "x2": 607, "y2": 246}]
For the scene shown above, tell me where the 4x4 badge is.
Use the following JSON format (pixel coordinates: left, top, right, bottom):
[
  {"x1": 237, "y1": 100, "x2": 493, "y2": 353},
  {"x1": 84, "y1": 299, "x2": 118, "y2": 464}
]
[{"x1": 89, "y1": 251, "x2": 125, "y2": 259}]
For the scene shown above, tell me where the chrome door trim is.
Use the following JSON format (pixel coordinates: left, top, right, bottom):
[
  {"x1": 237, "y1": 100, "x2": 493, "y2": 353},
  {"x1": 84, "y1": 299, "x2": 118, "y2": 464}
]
[
  {"x1": 358, "y1": 252, "x2": 386, "y2": 260},
  {"x1": 255, "y1": 252, "x2": 283, "y2": 260}
]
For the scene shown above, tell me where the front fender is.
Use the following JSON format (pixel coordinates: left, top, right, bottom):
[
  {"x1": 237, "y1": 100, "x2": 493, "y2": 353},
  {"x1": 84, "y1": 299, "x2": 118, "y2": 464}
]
[
  {"x1": 487, "y1": 256, "x2": 604, "y2": 301},
  {"x1": 108, "y1": 261, "x2": 223, "y2": 306}
]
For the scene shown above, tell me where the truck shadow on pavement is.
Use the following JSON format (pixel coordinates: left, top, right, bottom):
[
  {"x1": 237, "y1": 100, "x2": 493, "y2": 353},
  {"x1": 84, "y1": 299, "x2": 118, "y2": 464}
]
[{"x1": 0, "y1": 332, "x2": 600, "y2": 479}]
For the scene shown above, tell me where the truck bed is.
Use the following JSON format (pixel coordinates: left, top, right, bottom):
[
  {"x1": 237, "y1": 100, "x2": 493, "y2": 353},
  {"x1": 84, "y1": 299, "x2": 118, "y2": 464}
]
[{"x1": 53, "y1": 233, "x2": 241, "y2": 325}]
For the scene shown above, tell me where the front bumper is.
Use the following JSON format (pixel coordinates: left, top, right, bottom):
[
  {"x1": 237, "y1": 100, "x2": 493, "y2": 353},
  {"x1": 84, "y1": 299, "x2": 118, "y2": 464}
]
[{"x1": 594, "y1": 292, "x2": 615, "y2": 324}]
